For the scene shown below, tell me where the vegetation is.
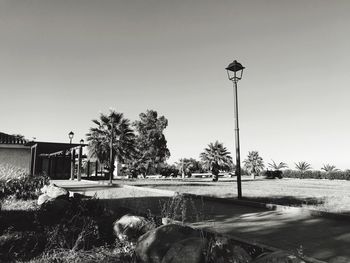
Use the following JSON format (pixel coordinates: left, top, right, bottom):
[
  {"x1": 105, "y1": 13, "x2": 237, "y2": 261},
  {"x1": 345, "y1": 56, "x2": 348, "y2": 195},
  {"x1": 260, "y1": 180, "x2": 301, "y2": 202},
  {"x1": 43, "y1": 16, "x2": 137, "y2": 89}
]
[
  {"x1": 321, "y1": 164, "x2": 339, "y2": 173},
  {"x1": 0, "y1": 175, "x2": 49, "y2": 200},
  {"x1": 243, "y1": 151, "x2": 264, "y2": 179},
  {"x1": 175, "y1": 158, "x2": 204, "y2": 177},
  {"x1": 0, "y1": 173, "x2": 135, "y2": 262},
  {"x1": 86, "y1": 110, "x2": 136, "y2": 177},
  {"x1": 132, "y1": 110, "x2": 170, "y2": 176},
  {"x1": 267, "y1": 160, "x2": 288, "y2": 171},
  {"x1": 200, "y1": 141, "x2": 233, "y2": 181},
  {"x1": 283, "y1": 169, "x2": 350, "y2": 180},
  {"x1": 294, "y1": 161, "x2": 312, "y2": 172}
]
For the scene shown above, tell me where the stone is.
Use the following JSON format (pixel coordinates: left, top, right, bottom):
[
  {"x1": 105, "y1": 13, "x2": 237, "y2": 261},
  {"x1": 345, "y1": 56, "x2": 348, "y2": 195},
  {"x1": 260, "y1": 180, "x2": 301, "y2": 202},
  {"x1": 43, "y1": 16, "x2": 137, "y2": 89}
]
[
  {"x1": 113, "y1": 214, "x2": 155, "y2": 242},
  {"x1": 161, "y1": 237, "x2": 208, "y2": 263},
  {"x1": 40, "y1": 184, "x2": 48, "y2": 194},
  {"x1": 135, "y1": 224, "x2": 200, "y2": 263},
  {"x1": 45, "y1": 183, "x2": 69, "y2": 199},
  {"x1": 252, "y1": 251, "x2": 305, "y2": 263},
  {"x1": 208, "y1": 236, "x2": 252, "y2": 263},
  {"x1": 37, "y1": 193, "x2": 50, "y2": 205}
]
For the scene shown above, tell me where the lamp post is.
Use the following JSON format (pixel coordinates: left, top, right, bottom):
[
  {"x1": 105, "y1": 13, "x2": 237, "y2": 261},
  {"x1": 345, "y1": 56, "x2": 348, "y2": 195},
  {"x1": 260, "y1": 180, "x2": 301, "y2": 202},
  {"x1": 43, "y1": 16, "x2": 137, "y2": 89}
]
[
  {"x1": 226, "y1": 60, "x2": 245, "y2": 199},
  {"x1": 80, "y1": 139, "x2": 84, "y2": 145},
  {"x1": 68, "y1": 131, "x2": 74, "y2": 144}
]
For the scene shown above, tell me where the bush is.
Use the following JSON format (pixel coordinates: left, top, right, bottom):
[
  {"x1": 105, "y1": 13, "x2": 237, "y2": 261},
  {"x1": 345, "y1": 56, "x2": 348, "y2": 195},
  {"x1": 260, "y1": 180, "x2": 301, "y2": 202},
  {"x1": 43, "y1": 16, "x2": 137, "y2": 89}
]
[
  {"x1": 0, "y1": 163, "x2": 28, "y2": 180},
  {"x1": 263, "y1": 170, "x2": 282, "y2": 179},
  {"x1": 0, "y1": 175, "x2": 50, "y2": 200},
  {"x1": 282, "y1": 169, "x2": 350, "y2": 180},
  {"x1": 159, "y1": 165, "x2": 179, "y2": 178}
]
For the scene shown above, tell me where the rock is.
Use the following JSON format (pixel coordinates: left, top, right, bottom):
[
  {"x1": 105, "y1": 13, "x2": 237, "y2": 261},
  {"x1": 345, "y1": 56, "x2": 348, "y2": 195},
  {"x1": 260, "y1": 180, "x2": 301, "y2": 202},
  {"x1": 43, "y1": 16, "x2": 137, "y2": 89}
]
[
  {"x1": 37, "y1": 194, "x2": 50, "y2": 205},
  {"x1": 40, "y1": 184, "x2": 48, "y2": 194},
  {"x1": 135, "y1": 224, "x2": 200, "y2": 263},
  {"x1": 161, "y1": 237, "x2": 208, "y2": 263},
  {"x1": 113, "y1": 214, "x2": 155, "y2": 242},
  {"x1": 45, "y1": 183, "x2": 69, "y2": 199},
  {"x1": 230, "y1": 246, "x2": 252, "y2": 263},
  {"x1": 252, "y1": 251, "x2": 305, "y2": 263},
  {"x1": 208, "y1": 236, "x2": 252, "y2": 263}
]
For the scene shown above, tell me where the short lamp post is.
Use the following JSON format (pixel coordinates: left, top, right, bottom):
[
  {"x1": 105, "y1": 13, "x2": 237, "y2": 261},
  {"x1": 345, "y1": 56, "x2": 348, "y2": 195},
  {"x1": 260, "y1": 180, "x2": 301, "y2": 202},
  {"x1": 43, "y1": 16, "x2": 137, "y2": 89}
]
[
  {"x1": 226, "y1": 60, "x2": 245, "y2": 199},
  {"x1": 80, "y1": 139, "x2": 84, "y2": 145},
  {"x1": 68, "y1": 131, "x2": 74, "y2": 144}
]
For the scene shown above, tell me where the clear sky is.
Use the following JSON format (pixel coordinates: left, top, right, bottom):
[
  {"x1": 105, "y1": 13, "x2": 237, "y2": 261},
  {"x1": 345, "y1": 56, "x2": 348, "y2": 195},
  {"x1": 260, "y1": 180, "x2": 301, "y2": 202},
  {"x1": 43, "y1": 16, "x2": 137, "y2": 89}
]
[{"x1": 1, "y1": 0, "x2": 350, "y2": 170}]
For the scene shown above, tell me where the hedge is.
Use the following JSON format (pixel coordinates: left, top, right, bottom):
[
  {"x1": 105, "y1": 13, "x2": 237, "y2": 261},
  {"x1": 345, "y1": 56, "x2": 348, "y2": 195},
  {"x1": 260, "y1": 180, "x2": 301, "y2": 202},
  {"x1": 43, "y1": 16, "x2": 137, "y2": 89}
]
[{"x1": 282, "y1": 169, "x2": 350, "y2": 180}]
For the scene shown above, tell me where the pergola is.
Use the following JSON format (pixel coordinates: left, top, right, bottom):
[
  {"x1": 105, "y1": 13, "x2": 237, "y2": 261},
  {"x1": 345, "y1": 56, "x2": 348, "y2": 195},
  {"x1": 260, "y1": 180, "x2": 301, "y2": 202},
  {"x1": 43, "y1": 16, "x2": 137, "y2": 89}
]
[{"x1": 25, "y1": 141, "x2": 87, "y2": 180}]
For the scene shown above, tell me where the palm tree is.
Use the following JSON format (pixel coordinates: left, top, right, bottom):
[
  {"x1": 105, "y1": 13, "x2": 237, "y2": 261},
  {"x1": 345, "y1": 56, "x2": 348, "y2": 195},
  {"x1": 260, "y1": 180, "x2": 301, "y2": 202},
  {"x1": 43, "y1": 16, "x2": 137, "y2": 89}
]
[
  {"x1": 268, "y1": 160, "x2": 288, "y2": 171},
  {"x1": 294, "y1": 161, "x2": 312, "y2": 172},
  {"x1": 200, "y1": 141, "x2": 233, "y2": 181},
  {"x1": 86, "y1": 110, "x2": 136, "y2": 180},
  {"x1": 321, "y1": 164, "x2": 339, "y2": 173},
  {"x1": 243, "y1": 151, "x2": 264, "y2": 179}
]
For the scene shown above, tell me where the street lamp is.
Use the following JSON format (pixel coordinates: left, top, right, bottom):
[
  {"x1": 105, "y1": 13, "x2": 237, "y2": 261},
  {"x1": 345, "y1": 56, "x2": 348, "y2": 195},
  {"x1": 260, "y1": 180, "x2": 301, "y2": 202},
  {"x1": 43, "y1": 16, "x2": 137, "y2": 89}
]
[
  {"x1": 80, "y1": 139, "x2": 84, "y2": 145},
  {"x1": 226, "y1": 60, "x2": 245, "y2": 199},
  {"x1": 68, "y1": 131, "x2": 74, "y2": 144}
]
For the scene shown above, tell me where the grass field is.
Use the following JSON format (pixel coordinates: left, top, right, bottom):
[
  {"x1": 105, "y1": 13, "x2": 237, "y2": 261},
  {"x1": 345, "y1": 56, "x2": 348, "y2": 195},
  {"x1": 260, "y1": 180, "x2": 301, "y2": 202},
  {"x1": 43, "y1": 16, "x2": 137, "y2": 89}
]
[{"x1": 116, "y1": 176, "x2": 350, "y2": 214}]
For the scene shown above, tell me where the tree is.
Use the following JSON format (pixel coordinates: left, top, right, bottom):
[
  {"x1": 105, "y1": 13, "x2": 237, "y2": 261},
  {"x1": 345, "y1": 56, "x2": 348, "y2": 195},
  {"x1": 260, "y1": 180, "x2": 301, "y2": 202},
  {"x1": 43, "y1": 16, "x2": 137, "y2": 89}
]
[
  {"x1": 268, "y1": 160, "x2": 288, "y2": 171},
  {"x1": 321, "y1": 164, "x2": 339, "y2": 173},
  {"x1": 294, "y1": 161, "x2": 312, "y2": 173},
  {"x1": 86, "y1": 110, "x2": 136, "y2": 179},
  {"x1": 200, "y1": 141, "x2": 233, "y2": 181},
  {"x1": 133, "y1": 110, "x2": 170, "y2": 176},
  {"x1": 243, "y1": 151, "x2": 264, "y2": 179},
  {"x1": 175, "y1": 158, "x2": 204, "y2": 178}
]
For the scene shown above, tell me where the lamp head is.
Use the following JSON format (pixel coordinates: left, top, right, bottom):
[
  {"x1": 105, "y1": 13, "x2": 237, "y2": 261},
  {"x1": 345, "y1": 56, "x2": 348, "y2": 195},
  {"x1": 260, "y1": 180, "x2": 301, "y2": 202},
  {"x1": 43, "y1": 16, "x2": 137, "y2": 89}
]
[{"x1": 226, "y1": 60, "x2": 245, "y2": 81}]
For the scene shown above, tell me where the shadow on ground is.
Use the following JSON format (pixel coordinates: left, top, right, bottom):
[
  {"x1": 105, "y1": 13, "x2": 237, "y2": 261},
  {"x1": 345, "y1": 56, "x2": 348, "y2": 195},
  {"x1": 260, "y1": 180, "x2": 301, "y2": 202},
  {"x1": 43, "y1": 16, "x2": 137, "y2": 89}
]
[
  {"x1": 239, "y1": 196, "x2": 325, "y2": 207},
  {"x1": 97, "y1": 194, "x2": 350, "y2": 262}
]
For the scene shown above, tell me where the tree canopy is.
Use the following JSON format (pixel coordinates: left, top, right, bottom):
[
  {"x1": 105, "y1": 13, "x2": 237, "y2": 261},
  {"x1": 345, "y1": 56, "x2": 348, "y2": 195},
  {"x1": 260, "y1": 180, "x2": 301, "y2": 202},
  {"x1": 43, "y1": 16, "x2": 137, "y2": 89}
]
[
  {"x1": 133, "y1": 110, "x2": 170, "y2": 175},
  {"x1": 86, "y1": 110, "x2": 136, "y2": 176}
]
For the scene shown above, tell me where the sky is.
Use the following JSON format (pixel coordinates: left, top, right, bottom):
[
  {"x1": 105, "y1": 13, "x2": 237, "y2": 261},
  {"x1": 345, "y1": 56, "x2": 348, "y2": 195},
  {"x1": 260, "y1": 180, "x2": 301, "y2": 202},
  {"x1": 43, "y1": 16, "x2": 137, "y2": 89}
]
[{"x1": 1, "y1": 0, "x2": 350, "y2": 170}]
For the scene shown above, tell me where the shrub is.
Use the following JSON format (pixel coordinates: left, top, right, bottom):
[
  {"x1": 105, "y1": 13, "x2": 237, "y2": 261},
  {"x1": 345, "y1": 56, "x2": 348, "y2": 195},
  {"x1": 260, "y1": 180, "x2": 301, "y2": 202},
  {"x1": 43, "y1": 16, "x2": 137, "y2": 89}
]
[
  {"x1": 0, "y1": 175, "x2": 50, "y2": 200},
  {"x1": 159, "y1": 164, "x2": 179, "y2": 178},
  {"x1": 282, "y1": 170, "x2": 350, "y2": 180},
  {"x1": 0, "y1": 163, "x2": 28, "y2": 180},
  {"x1": 263, "y1": 170, "x2": 282, "y2": 179}
]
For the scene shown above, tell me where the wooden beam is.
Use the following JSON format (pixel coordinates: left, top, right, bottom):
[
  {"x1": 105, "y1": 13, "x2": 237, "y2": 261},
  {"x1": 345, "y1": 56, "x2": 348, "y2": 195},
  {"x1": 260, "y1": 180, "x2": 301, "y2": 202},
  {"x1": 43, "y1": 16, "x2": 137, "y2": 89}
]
[
  {"x1": 87, "y1": 160, "x2": 90, "y2": 178},
  {"x1": 70, "y1": 149, "x2": 76, "y2": 180}
]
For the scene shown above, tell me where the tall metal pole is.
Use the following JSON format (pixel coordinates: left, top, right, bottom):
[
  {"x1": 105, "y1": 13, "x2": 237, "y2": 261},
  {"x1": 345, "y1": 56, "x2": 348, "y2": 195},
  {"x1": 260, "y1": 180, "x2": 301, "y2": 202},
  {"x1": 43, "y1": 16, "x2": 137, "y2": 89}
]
[
  {"x1": 109, "y1": 122, "x2": 114, "y2": 185},
  {"x1": 233, "y1": 72, "x2": 242, "y2": 199}
]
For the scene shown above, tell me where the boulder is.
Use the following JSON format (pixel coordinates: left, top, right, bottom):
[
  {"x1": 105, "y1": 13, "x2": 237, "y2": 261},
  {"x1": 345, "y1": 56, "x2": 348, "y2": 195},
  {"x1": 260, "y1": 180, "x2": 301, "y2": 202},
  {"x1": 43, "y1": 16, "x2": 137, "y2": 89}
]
[
  {"x1": 161, "y1": 237, "x2": 208, "y2": 263},
  {"x1": 45, "y1": 183, "x2": 69, "y2": 199},
  {"x1": 135, "y1": 224, "x2": 200, "y2": 263},
  {"x1": 113, "y1": 214, "x2": 155, "y2": 242},
  {"x1": 208, "y1": 236, "x2": 252, "y2": 263},
  {"x1": 37, "y1": 194, "x2": 50, "y2": 205},
  {"x1": 252, "y1": 251, "x2": 305, "y2": 263}
]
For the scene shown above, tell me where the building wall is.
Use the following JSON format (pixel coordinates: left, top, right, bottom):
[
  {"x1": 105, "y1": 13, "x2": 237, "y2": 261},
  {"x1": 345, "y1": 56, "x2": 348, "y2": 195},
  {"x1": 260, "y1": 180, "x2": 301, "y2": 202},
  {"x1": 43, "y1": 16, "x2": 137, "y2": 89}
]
[{"x1": 0, "y1": 145, "x2": 31, "y2": 178}]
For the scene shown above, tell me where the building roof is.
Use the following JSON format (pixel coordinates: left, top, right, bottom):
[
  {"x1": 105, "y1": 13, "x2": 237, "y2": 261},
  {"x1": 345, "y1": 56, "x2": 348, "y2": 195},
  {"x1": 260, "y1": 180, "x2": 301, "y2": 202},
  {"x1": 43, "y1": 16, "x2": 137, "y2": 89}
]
[{"x1": 0, "y1": 132, "x2": 27, "y2": 145}]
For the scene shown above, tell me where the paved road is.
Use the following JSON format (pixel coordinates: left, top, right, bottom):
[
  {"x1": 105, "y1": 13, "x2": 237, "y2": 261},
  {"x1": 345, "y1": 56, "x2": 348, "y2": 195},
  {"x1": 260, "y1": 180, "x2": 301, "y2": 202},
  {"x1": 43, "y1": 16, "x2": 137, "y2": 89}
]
[{"x1": 54, "y1": 179, "x2": 350, "y2": 263}]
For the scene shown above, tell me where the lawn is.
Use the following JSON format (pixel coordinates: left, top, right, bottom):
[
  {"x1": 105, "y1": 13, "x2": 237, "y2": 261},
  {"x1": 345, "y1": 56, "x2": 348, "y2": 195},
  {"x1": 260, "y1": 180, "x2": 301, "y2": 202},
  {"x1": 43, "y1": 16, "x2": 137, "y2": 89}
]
[{"x1": 115, "y1": 176, "x2": 350, "y2": 214}]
